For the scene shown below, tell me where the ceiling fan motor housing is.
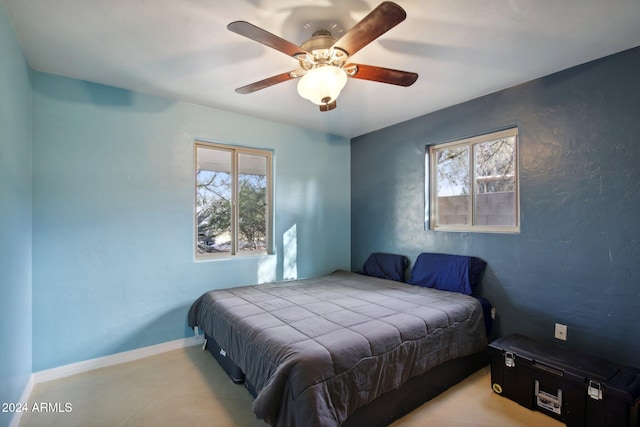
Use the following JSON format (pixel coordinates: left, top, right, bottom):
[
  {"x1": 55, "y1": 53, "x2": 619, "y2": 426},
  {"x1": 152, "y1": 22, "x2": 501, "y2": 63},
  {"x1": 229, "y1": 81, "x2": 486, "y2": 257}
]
[
  {"x1": 301, "y1": 30, "x2": 335, "y2": 51},
  {"x1": 298, "y1": 30, "x2": 348, "y2": 70}
]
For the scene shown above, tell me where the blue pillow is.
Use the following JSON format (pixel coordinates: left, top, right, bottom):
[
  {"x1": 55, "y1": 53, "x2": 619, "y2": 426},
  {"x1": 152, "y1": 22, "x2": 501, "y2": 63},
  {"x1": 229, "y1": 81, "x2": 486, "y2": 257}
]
[
  {"x1": 408, "y1": 252, "x2": 486, "y2": 295},
  {"x1": 360, "y1": 253, "x2": 409, "y2": 282}
]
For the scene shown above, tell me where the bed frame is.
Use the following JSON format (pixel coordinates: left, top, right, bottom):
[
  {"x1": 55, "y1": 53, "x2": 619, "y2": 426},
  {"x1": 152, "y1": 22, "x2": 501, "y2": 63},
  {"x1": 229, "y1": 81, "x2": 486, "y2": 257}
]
[{"x1": 205, "y1": 333, "x2": 488, "y2": 426}]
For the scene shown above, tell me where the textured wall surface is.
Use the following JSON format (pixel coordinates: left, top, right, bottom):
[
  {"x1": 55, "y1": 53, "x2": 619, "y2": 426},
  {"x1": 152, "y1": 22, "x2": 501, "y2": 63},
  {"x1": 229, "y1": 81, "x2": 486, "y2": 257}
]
[
  {"x1": 0, "y1": 2, "x2": 32, "y2": 425},
  {"x1": 31, "y1": 72, "x2": 350, "y2": 371},
  {"x1": 352, "y1": 47, "x2": 640, "y2": 367}
]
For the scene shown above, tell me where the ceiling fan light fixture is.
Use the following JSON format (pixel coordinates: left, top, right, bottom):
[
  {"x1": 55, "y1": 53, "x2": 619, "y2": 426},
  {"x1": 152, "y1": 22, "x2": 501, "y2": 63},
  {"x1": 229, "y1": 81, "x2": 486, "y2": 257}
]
[{"x1": 297, "y1": 65, "x2": 347, "y2": 106}]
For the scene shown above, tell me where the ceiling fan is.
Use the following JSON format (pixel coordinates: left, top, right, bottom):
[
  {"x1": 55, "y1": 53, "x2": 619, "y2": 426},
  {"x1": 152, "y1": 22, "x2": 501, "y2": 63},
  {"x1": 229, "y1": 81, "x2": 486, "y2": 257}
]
[{"x1": 228, "y1": 1, "x2": 418, "y2": 112}]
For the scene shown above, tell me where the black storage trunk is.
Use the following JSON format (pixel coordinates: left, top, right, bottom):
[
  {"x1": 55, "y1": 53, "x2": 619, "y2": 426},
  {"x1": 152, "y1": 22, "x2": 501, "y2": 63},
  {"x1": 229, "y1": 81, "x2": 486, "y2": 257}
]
[
  {"x1": 489, "y1": 334, "x2": 640, "y2": 427},
  {"x1": 204, "y1": 334, "x2": 245, "y2": 384}
]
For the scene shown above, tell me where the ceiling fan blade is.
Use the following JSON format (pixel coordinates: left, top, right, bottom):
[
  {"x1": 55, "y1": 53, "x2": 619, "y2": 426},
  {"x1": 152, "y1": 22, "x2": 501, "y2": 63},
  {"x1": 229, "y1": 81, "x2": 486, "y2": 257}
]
[
  {"x1": 347, "y1": 63, "x2": 418, "y2": 86},
  {"x1": 235, "y1": 71, "x2": 297, "y2": 94},
  {"x1": 332, "y1": 2, "x2": 407, "y2": 57},
  {"x1": 228, "y1": 21, "x2": 309, "y2": 58}
]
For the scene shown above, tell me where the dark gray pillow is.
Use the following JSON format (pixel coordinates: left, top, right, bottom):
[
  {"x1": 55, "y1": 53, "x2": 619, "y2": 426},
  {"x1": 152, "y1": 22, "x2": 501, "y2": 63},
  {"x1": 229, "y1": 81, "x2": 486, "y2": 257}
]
[{"x1": 360, "y1": 253, "x2": 409, "y2": 282}]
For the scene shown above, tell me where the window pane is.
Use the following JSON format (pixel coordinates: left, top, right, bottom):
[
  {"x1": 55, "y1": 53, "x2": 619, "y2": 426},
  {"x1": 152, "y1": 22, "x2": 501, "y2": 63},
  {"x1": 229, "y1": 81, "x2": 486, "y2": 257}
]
[
  {"x1": 238, "y1": 153, "x2": 268, "y2": 255},
  {"x1": 474, "y1": 136, "x2": 516, "y2": 227},
  {"x1": 196, "y1": 147, "x2": 232, "y2": 254},
  {"x1": 435, "y1": 146, "x2": 470, "y2": 226},
  {"x1": 428, "y1": 128, "x2": 519, "y2": 233},
  {"x1": 195, "y1": 142, "x2": 273, "y2": 258}
]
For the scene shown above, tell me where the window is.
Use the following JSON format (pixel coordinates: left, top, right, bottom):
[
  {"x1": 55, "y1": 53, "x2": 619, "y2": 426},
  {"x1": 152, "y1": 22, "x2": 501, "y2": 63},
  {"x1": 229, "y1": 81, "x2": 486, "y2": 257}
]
[
  {"x1": 195, "y1": 141, "x2": 273, "y2": 258},
  {"x1": 427, "y1": 127, "x2": 519, "y2": 233}
]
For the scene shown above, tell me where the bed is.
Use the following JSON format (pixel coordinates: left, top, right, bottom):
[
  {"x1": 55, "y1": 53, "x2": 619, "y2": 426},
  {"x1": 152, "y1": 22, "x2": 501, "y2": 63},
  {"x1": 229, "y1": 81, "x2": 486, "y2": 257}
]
[{"x1": 188, "y1": 253, "x2": 490, "y2": 427}]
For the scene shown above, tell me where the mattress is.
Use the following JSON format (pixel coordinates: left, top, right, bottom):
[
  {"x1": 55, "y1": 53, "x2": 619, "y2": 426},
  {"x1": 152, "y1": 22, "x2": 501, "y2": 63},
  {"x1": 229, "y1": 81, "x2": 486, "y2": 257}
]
[{"x1": 188, "y1": 270, "x2": 488, "y2": 427}]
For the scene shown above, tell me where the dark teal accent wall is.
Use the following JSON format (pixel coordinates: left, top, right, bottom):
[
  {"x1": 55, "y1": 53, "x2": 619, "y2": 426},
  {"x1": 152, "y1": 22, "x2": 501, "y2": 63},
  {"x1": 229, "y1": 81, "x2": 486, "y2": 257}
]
[{"x1": 351, "y1": 47, "x2": 640, "y2": 367}]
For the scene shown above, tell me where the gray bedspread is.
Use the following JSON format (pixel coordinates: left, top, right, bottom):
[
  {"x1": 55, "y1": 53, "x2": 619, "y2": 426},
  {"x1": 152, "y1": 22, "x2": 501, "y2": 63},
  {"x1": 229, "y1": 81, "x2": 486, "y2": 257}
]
[{"x1": 188, "y1": 270, "x2": 487, "y2": 427}]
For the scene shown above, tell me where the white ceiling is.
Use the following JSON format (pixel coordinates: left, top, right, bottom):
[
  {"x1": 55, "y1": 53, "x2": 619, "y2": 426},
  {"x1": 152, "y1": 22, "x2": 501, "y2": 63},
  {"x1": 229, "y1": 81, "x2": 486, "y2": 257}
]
[{"x1": 3, "y1": 0, "x2": 640, "y2": 138}]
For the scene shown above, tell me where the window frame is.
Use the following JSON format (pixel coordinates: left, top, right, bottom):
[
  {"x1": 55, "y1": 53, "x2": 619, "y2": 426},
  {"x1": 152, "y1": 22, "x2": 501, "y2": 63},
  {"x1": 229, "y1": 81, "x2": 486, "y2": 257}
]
[
  {"x1": 194, "y1": 140, "x2": 274, "y2": 260},
  {"x1": 427, "y1": 127, "x2": 520, "y2": 233}
]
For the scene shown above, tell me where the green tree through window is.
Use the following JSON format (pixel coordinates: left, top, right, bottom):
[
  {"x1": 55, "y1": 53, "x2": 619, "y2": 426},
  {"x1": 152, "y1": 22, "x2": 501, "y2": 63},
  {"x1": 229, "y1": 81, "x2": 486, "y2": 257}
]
[{"x1": 196, "y1": 142, "x2": 272, "y2": 258}]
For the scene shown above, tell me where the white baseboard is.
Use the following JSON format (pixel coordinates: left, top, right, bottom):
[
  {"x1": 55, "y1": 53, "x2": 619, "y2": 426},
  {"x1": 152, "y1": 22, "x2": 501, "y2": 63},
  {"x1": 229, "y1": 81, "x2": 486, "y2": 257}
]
[
  {"x1": 9, "y1": 374, "x2": 34, "y2": 427},
  {"x1": 10, "y1": 335, "x2": 203, "y2": 427},
  {"x1": 33, "y1": 335, "x2": 204, "y2": 384}
]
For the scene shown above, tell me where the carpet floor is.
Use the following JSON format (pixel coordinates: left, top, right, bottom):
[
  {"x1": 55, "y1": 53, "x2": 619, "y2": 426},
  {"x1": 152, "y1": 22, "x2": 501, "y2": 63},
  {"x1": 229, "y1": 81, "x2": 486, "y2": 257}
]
[{"x1": 19, "y1": 345, "x2": 564, "y2": 426}]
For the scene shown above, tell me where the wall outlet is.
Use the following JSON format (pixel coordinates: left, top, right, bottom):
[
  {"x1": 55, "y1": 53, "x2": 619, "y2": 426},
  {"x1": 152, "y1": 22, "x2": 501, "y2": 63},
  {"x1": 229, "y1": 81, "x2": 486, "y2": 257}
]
[{"x1": 554, "y1": 323, "x2": 567, "y2": 341}]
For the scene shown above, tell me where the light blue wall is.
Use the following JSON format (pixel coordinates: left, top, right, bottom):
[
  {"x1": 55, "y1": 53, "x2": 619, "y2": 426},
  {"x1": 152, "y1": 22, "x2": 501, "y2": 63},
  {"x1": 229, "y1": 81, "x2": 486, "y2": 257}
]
[
  {"x1": 351, "y1": 47, "x2": 640, "y2": 367},
  {"x1": 32, "y1": 72, "x2": 350, "y2": 371},
  {"x1": 0, "y1": 3, "x2": 33, "y2": 426}
]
